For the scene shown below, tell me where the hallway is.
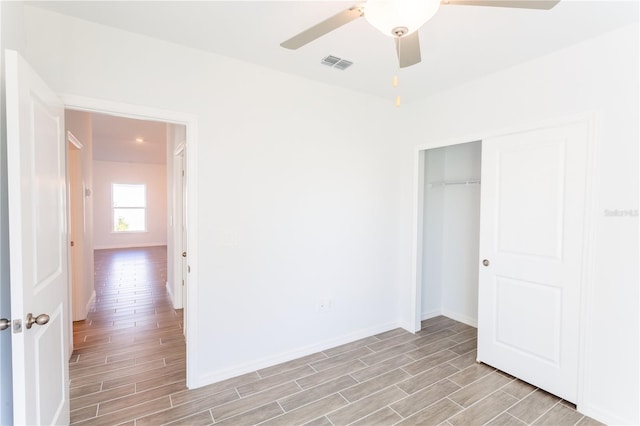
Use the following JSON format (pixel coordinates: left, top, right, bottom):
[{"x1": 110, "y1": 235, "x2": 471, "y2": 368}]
[{"x1": 69, "y1": 246, "x2": 186, "y2": 424}]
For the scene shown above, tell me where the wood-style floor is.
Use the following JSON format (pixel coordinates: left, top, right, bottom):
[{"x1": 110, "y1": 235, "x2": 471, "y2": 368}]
[{"x1": 69, "y1": 246, "x2": 601, "y2": 425}]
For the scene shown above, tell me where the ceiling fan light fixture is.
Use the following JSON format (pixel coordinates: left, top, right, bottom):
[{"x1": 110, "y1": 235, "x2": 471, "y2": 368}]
[{"x1": 365, "y1": 0, "x2": 441, "y2": 37}]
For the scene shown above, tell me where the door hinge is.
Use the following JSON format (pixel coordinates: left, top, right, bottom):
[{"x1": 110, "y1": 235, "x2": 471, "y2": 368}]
[
  {"x1": 70, "y1": 240, "x2": 75, "y2": 247},
  {"x1": 182, "y1": 279, "x2": 185, "y2": 287},
  {"x1": 182, "y1": 170, "x2": 185, "y2": 177}
]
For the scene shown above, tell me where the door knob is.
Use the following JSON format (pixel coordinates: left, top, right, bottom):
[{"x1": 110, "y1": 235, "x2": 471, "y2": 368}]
[
  {"x1": 482, "y1": 259, "x2": 490, "y2": 266},
  {"x1": 182, "y1": 252, "x2": 187, "y2": 257},
  {"x1": 26, "y1": 313, "x2": 50, "y2": 329},
  {"x1": 0, "y1": 318, "x2": 9, "y2": 331}
]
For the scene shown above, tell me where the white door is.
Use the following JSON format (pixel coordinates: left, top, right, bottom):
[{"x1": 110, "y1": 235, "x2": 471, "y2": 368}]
[
  {"x1": 68, "y1": 138, "x2": 84, "y2": 322},
  {"x1": 477, "y1": 121, "x2": 589, "y2": 403},
  {"x1": 181, "y1": 150, "x2": 188, "y2": 337},
  {"x1": 5, "y1": 50, "x2": 70, "y2": 425}
]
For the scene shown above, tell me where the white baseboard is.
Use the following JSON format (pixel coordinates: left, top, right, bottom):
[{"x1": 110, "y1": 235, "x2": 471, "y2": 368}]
[
  {"x1": 166, "y1": 281, "x2": 174, "y2": 306},
  {"x1": 579, "y1": 403, "x2": 632, "y2": 426},
  {"x1": 441, "y1": 309, "x2": 478, "y2": 328},
  {"x1": 421, "y1": 309, "x2": 443, "y2": 321},
  {"x1": 93, "y1": 242, "x2": 167, "y2": 250},
  {"x1": 191, "y1": 321, "x2": 403, "y2": 389},
  {"x1": 85, "y1": 291, "x2": 96, "y2": 314}
]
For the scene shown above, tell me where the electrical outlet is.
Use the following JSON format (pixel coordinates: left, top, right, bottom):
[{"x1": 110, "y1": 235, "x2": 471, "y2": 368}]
[{"x1": 317, "y1": 298, "x2": 333, "y2": 312}]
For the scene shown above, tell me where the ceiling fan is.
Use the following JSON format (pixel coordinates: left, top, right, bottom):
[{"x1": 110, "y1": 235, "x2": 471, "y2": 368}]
[{"x1": 281, "y1": 0, "x2": 560, "y2": 68}]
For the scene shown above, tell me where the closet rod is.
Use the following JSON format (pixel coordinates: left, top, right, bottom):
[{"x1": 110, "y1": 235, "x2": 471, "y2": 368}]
[{"x1": 428, "y1": 180, "x2": 481, "y2": 188}]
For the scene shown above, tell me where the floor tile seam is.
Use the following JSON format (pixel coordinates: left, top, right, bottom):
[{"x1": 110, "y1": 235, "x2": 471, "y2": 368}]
[
  {"x1": 330, "y1": 386, "x2": 405, "y2": 426},
  {"x1": 359, "y1": 348, "x2": 417, "y2": 367},
  {"x1": 402, "y1": 349, "x2": 459, "y2": 371},
  {"x1": 571, "y1": 413, "x2": 587, "y2": 426},
  {"x1": 255, "y1": 393, "x2": 349, "y2": 426},
  {"x1": 364, "y1": 340, "x2": 421, "y2": 354},
  {"x1": 413, "y1": 335, "x2": 458, "y2": 349},
  {"x1": 331, "y1": 371, "x2": 402, "y2": 405},
  {"x1": 130, "y1": 377, "x2": 186, "y2": 401},
  {"x1": 480, "y1": 409, "x2": 524, "y2": 426},
  {"x1": 70, "y1": 384, "x2": 136, "y2": 410},
  {"x1": 105, "y1": 348, "x2": 185, "y2": 365},
  {"x1": 448, "y1": 334, "x2": 477, "y2": 346},
  {"x1": 75, "y1": 339, "x2": 183, "y2": 358},
  {"x1": 282, "y1": 373, "x2": 365, "y2": 412},
  {"x1": 502, "y1": 379, "x2": 537, "y2": 402},
  {"x1": 447, "y1": 365, "x2": 498, "y2": 388},
  {"x1": 454, "y1": 388, "x2": 520, "y2": 422},
  {"x1": 311, "y1": 354, "x2": 372, "y2": 373},
  {"x1": 390, "y1": 394, "x2": 457, "y2": 423},
  {"x1": 343, "y1": 406, "x2": 396, "y2": 426},
  {"x1": 238, "y1": 367, "x2": 326, "y2": 398},
  {"x1": 113, "y1": 397, "x2": 184, "y2": 425},
  {"x1": 213, "y1": 398, "x2": 286, "y2": 424},
  {"x1": 92, "y1": 394, "x2": 172, "y2": 423},
  {"x1": 69, "y1": 356, "x2": 109, "y2": 369},
  {"x1": 95, "y1": 390, "x2": 173, "y2": 417},
  {"x1": 69, "y1": 359, "x2": 171, "y2": 383},
  {"x1": 81, "y1": 365, "x2": 185, "y2": 391},
  {"x1": 522, "y1": 399, "x2": 567, "y2": 426},
  {"x1": 162, "y1": 408, "x2": 214, "y2": 426},
  {"x1": 394, "y1": 359, "x2": 462, "y2": 391},
  {"x1": 294, "y1": 363, "x2": 366, "y2": 390}
]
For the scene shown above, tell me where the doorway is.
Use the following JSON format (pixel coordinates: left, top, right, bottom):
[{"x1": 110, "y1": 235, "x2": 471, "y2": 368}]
[
  {"x1": 418, "y1": 141, "x2": 482, "y2": 328},
  {"x1": 61, "y1": 95, "x2": 198, "y2": 388}
]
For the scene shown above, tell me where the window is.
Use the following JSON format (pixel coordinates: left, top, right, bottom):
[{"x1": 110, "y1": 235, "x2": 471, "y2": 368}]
[{"x1": 112, "y1": 183, "x2": 146, "y2": 232}]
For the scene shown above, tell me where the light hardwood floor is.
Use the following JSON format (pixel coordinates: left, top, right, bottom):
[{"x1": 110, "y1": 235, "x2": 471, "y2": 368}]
[{"x1": 69, "y1": 246, "x2": 601, "y2": 425}]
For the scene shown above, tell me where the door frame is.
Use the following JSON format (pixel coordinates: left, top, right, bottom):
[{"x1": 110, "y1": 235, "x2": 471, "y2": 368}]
[
  {"x1": 409, "y1": 112, "x2": 598, "y2": 411},
  {"x1": 60, "y1": 94, "x2": 200, "y2": 388},
  {"x1": 66, "y1": 130, "x2": 83, "y2": 356}
]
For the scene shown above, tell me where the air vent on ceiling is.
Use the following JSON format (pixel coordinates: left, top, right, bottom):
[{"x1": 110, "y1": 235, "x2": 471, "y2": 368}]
[{"x1": 321, "y1": 55, "x2": 353, "y2": 71}]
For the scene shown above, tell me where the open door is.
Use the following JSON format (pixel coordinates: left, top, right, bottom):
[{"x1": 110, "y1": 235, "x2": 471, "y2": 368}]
[
  {"x1": 5, "y1": 50, "x2": 70, "y2": 424},
  {"x1": 68, "y1": 132, "x2": 85, "y2": 322},
  {"x1": 180, "y1": 147, "x2": 188, "y2": 337},
  {"x1": 477, "y1": 121, "x2": 589, "y2": 403}
]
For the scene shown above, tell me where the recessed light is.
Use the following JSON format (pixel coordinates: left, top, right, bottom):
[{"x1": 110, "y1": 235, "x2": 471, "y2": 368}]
[{"x1": 135, "y1": 138, "x2": 144, "y2": 143}]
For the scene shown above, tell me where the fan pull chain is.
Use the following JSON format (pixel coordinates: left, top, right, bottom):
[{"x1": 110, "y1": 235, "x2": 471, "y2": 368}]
[{"x1": 393, "y1": 75, "x2": 401, "y2": 107}]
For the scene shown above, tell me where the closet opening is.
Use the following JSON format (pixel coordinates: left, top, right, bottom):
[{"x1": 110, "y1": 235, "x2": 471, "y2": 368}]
[{"x1": 418, "y1": 140, "x2": 482, "y2": 330}]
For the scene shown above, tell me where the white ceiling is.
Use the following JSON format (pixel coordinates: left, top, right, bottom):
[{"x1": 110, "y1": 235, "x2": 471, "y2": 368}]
[
  {"x1": 90, "y1": 112, "x2": 167, "y2": 164},
  {"x1": 31, "y1": 1, "x2": 637, "y2": 102}
]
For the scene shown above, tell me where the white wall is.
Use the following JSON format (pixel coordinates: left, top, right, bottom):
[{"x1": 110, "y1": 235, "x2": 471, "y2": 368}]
[
  {"x1": 19, "y1": 6, "x2": 404, "y2": 387},
  {"x1": 421, "y1": 148, "x2": 445, "y2": 318},
  {"x1": 399, "y1": 23, "x2": 639, "y2": 425},
  {"x1": 421, "y1": 142, "x2": 481, "y2": 325},
  {"x1": 65, "y1": 110, "x2": 95, "y2": 320},
  {"x1": 92, "y1": 160, "x2": 167, "y2": 249}
]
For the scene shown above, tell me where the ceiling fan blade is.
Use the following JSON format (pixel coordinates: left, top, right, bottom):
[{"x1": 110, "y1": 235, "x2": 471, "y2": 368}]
[
  {"x1": 280, "y1": 7, "x2": 363, "y2": 50},
  {"x1": 395, "y1": 31, "x2": 422, "y2": 68},
  {"x1": 442, "y1": 0, "x2": 560, "y2": 10}
]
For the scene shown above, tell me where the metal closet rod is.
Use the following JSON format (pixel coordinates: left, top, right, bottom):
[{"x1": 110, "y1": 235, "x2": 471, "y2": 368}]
[{"x1": 428, "y1": 180, "x2": 481, "y2": 188}]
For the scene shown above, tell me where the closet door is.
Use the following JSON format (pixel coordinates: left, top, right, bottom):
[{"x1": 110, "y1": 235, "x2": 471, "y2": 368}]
[{"x1": 477, "y1": 121, "x2": 589, "y2": 403}]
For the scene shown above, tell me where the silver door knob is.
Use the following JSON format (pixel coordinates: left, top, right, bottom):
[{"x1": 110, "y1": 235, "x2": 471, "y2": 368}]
[
  {"x1": 482, "y1": 259, "x2": 490, "y2": 267},
  {"x1": 26, "y1": 313, "x2": 50, "y2": 329},
  {"x1": 182, "y1": 252, "x2": 187, "y2": 257},
  {"x1": 0, "y1": 318, "x2": 9, "y2": 331}
]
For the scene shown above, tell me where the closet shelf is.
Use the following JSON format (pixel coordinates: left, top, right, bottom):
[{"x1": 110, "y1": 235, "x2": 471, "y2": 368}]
[{"x1": 428, "y1": 179, "x2": 481, "y2": 188}]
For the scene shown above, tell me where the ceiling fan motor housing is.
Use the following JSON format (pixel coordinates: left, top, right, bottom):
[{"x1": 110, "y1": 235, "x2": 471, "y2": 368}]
[{"x1": 364, "y1": 0, "x2": 442, "y2": 36}]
